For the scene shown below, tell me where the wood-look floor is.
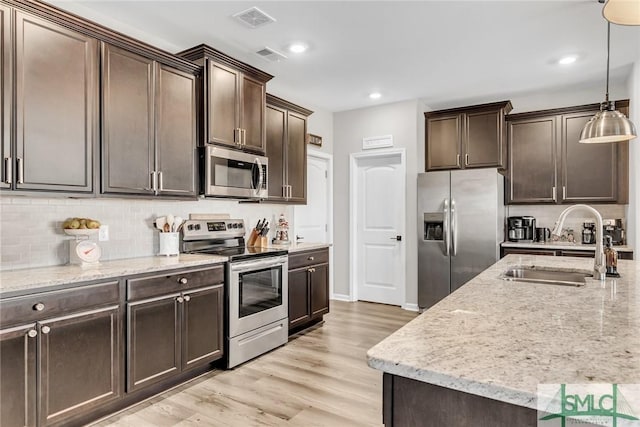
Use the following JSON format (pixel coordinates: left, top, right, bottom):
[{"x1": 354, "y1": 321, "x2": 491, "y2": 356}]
[{"x1": 91, "y1": 301, "x2": 417, "y2": 427}]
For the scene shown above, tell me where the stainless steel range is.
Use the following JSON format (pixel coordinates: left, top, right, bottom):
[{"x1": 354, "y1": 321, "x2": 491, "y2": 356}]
[{"x1": 181, "y1": 218, "x2": 288, "y2": 368}]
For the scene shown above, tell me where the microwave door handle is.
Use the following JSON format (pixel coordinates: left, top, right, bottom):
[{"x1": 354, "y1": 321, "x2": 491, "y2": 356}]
[{"x1": 253, "y1": 157, "x2": 264, "y2": 195}]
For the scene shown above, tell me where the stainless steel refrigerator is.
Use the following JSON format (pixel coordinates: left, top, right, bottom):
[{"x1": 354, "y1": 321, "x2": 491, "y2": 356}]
[{"x1": 418, "y1": 169, "x2": 505, "y2": 309}]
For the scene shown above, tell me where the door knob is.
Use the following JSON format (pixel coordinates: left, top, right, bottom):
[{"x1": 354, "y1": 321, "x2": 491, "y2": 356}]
[{"x1": 390, "y1": 236, "x2": 402, "y2": 241}]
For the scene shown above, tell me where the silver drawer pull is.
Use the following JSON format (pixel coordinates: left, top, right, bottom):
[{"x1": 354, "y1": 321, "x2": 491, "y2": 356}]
[
  {"x1": 177, "y1": 296, "x2": 184, "y2": 303},
  {"x1": 34, "y1": 303, "x2": 45, "y2": 311},
  {"x1": 308, "y1": 256, "x2": 314, "y2": 261},
  {"x1": 41, "y1": 326, "x2": 51, "y2": 334},
  {"x1": 183, "y1": 295, "x2": 191, "y2": 302},
  {"x1": 179, "y1": 278, "x2": 188, "y2": 285},
  {"x1": 27, "y1": 330, "x2": 37, "y2": 338}
]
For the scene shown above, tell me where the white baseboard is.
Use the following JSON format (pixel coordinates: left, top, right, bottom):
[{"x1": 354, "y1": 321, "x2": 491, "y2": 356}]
[
  {"x1": 330, "y1": 293, "x2": 353, "y2": 302},
  {"x1": 402, "y1": 303, "x2": 419, "y2": 312}
]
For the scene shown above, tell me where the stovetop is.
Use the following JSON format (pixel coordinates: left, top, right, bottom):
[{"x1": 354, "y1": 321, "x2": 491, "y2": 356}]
[{"x1": 192, "y1": 246, "x2": 288, "y2": 262}]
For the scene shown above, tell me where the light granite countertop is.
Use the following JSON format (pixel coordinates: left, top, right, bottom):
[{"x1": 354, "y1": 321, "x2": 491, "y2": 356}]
[
  {"x1": 0, "y1": 254, "x2": 227, "y2": 298},
  {"x1": 268, "y1": 242, "x2": 331, "y2": 253},
  {"x1": 502, "y1": 241, "x2": 634, "y2": 252},
  {"x1": 367, "y1": 254, "x2": 640, "y2": 410}
]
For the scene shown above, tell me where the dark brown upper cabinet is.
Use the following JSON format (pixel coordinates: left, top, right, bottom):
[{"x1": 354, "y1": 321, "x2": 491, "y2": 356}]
[
  {"x1": 266, "y1": 94, "x2": 313, "y2": 204},
  {"x1": 506, "y1": 100, "x2": 629, "y2": 204},
  {"x1": 102, "y1": 43, "x2": 196, "y2": 197},
  {"x1": 4, "y1": 10, "x2": 99, "y2": 193},
  {"x1": 425, "y1": 101, "x2": 512, "y2": 171},
  {"x1": 177, "y1": 45, "x2": 273, "y2": 154}
]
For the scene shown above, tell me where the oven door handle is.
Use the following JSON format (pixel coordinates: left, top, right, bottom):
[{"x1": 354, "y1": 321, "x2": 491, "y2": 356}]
[{"x1": 229, "y1": 256, "x2": 288, "y2": 273}]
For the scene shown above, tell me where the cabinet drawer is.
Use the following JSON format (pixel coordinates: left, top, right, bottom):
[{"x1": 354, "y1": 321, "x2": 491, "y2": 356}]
[
  {"x1": 127, "y1": 265, "x2": 224, "y2": 301},
  {"x1": 0, "y1": 281, "x2": 120, "y2": 328},
  {"x1": 288, "y1": 248, "x2": 329, "y2": 270}
]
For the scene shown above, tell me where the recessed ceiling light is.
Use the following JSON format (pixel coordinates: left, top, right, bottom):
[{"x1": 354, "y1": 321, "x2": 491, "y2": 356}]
[
  {"x1": 289, "y1": 43, "x2": 307, "y2": 54},
  {"x1": 369, "y1": 92, "x2": 382, "y2": 100},
  {"x1": 558, "y1": 55, "x2": 578, "y2": 65}
]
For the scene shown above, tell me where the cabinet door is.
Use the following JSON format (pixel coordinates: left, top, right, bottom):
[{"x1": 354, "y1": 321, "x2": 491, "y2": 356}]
[
  {"x1": 426, "y1": 114, "x2": 461, "y2": 171},
  {"x1": 127, "y1": 294, "x2": 181, "y2": 392},
  {"x1": 182, "y1": 285, "x2": 224, "y2": 371},
  {"x1": 266, "y1": 104, "x2": 286, "y2": 200},
  {"x1": 156, "y1": 64, "x2": 196, "y2": 196},
  {"x1": 464, "y1": 110, "x2": 504, "y2": 168},
  {"x1": 288, "y1": 268, "x2": 311, "y2": 331},
  {"x1": 38, "y1": 306, "x2": 121, "y2": 426},
  {"x1": 0, "y1": 323, "x2": 37, "y2": 427},
  {"x1": 506, "y1": 116, "x2": 558, "y2": 203},
  {"x1": 15, "y1": 11, "x2": 97, "y2": 192},
  {"x1": 287, "y1": 111, "x2": 308, "y2": 203},
  {"x1": 101, "y1": 43, "x2": 154, "y2": 195},
  {"x1": 561, "y1": 111, "x2": 617, "y2": 203},
  {"x1": 241, "y1": 74, "x2": 265, "y2": 153},
  {"x1": 310, "y1": 263, "x2": 329, "y2": 319},
  {"x1": 207, "y1": 61, "x2": 239, "y2": 147},
  {"x1": 1, "y1": 4, "x2": 10, "y2": 189}
]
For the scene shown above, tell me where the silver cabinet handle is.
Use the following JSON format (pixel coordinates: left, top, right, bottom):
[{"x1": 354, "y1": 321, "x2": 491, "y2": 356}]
[
  {"x1": 179, "y1": 277, "x2": 188, "y2": 285},
  {"x1": 241, "y1": 129, "x2": 246, "y2": 146},
  {"x1": 152, "y1": 171, "x2": 158, "y2": 192},
  {"x1": 27, "y1": 330, "x2": 37, "y2": 338},
  {"x1": 3, "y1": 157, "x2": 11, "y2": 184},
  {"x1": 177, "y1": 296, "x2": 184, "y2": 303},
  {"x1": 17, "y1": 157, "x2": 24, "y2": 184},
  {"x1": 282, "y1": 185, "x2": 286, "y2": 198},
  {"x1": 158, "y1": 171, "x2": 163, "y2": 191},
  {"x1": 456, "y1": 154, "x2": 460, "y2": 167},
  {"x1": 443, "y1": 199, "x2": 450, "y2": 256},
  {"x1": 289, "y1": 185, "x2": 292, "y2": 198},
  {"x1": 562, "y1": 186, "x2": 566, "y2": 200},
  {"x1": 465, "y1": 154, "x2": 469, "y2": 166},
  {"x1": 41, "y1": 326, "x2": 51, "y2": 334},
  {"x1": 234, "y1": 128, "x2": 239, "y2": 144},
  {"x1": 552, "y1": 186, "x2": 557, "y2": 202},
  {"x1": 34, "y1": 303, "x2": 45, "y2": 311},
  {"x1": 308, "y1": 256, "x2": 314, "y2": 261},
  {"x1": 183, "y1": 295, "x2": 191, "y2": 302},
  {"x1": 308, "y1": 268, "x2": 315, "y2": 273}
]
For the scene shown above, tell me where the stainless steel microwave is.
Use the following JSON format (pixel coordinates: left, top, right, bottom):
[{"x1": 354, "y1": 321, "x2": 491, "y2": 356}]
[{"x1": 201, "y1": 146, "x2": 268, "y2": 199}]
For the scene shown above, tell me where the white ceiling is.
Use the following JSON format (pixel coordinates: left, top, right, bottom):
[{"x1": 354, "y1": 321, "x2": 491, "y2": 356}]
[{"x1": 49, "y1": 1, "x2": 640, "y2": 113}]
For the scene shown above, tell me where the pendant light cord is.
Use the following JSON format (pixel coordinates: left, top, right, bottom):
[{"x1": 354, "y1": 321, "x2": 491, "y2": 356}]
[{"x1": 605, "y1": 22, "x2": 610, "y2": 104}]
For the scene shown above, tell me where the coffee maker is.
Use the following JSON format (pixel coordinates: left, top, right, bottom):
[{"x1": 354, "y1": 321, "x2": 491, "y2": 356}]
[
  {"x1": 507, "y1": 216, "x2": 536, "y2": 242},
  {"x1": 603, "y1": 219, "x2": 625, "y2": 246}
]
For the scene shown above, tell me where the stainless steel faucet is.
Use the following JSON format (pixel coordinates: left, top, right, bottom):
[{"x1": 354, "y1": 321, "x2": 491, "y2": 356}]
[{"x1": 551, "y1": 204, "x2": 606, "y2": 280}]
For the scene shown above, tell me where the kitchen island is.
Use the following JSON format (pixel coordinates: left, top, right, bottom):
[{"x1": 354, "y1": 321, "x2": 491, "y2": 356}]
[{"x1": 367, "y1": 254, "x2": 640, "y2": 426}]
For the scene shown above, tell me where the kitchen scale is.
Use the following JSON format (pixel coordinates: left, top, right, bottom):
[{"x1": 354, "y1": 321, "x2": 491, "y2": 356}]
[{"x1": 65, "y1": 229, "x2": 102, "y2": 265}]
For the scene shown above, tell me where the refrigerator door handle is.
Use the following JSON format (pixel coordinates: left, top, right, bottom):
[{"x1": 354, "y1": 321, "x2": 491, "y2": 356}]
[
  {"x1": 443, "y1": 199, "x2": 450, "y2": 256},
  {"x1": 451, "y1": 199, "x2": 457, "y2": 256}
]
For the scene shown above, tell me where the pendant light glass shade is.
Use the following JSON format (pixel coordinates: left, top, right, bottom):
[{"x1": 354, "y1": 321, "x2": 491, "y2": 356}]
[
  {"x1": 579, "y1": 22, "x2": 637, "y2": 144},
  {"x1": 603, "y1": 0, "x2": 640, "y2": 26}
]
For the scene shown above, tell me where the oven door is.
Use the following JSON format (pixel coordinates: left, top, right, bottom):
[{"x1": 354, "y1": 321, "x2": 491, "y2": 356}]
[
  {"x1": 204, "y1": 146, "x2": 267, "y2": 199},
  {"x1": 228, "y1": 255, "x2": 288, "y2": 338}
]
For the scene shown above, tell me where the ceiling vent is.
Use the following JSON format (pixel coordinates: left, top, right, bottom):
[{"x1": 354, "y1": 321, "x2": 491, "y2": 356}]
[
  {"x1": 232, "y1": 7, "x2": 276, "y2": 29},
  {"x1": 256, "y1": 47, "x2": 287, "y2": 62}
]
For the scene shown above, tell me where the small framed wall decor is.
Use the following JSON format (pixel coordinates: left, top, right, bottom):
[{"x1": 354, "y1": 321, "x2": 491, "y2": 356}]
[{"x1": 307, "y1": 133, "x2": 322, "y2": 147}]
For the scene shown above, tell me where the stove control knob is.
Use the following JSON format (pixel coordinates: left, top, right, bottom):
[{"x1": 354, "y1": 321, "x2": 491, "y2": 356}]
[
  {"x1": 233, "y1": 223, "x2": 239, "y2": 229},
  {"x1": 238, "y1": 223, "x2": 243, "y2": 228},
  {"x1": 194, "y1": 224, "x2": 201, "y2": 230},
  {"x1": 187, "y1": 224, "x2": 193, "y2": 231}
]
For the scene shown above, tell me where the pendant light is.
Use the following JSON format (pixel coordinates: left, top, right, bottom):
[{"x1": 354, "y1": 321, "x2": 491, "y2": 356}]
[
  {"x1": 603, "y1": 0, "x2": 640, "y2": 26},
  {"x1": 579, "y1": 22, "x2": 637, "y2": 143}
]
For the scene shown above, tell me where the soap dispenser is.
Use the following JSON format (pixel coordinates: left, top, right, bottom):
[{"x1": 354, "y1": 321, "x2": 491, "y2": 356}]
[{"x1": 604, "y1": 235, "x2": 619, "y2": 277}]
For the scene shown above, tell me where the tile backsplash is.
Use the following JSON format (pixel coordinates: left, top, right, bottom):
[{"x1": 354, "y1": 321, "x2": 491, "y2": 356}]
[
  {"x1": 0, "y1": 196, "x2": 292, "y2": 270},
  {"x1": 506, "y1": 204, "x2": 627, "y2": 235}
]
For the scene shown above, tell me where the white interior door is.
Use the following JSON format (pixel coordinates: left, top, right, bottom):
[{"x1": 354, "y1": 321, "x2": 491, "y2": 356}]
[
  {"x1": 294, "y1": 153, "x2": 330, "y2": 243},
  {"x1": 351, "y1": 150, "x2": 405, "y2": 306}
]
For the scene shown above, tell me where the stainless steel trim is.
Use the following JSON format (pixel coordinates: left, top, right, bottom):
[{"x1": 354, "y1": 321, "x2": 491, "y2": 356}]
[
  {"x1": 227, "y1": 319, "x2": 288, "y2": 368},
  {"x1": 17, "y1": 157, "x2": 24, "y2": 184},
  {"x1": 451, "y1": 199, "x2": 457, "y2": 256},
  {"x1": 229, "y1": 255, "x2": 288, "y2": 274},
  {"x1": 3, "y1": 157, "x2": 11, "y2": 184},
  {"x1": 443, "y1": 199, "x2": 450, "y2": 256}
]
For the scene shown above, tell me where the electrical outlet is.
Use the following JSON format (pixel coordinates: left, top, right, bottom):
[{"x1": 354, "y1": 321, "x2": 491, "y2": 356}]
[{"x1": 99, "y1": 225, "x2": 109, "y2": 241}]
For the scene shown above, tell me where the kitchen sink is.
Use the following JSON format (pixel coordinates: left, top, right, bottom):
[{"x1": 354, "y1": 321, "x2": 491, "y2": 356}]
[{"x1": 500, "y1": 265, "x2": 592, "y2": 287}]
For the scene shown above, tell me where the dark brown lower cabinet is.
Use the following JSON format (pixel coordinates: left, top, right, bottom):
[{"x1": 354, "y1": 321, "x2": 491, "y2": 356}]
[
  {"x1": 288, "y1": 249, "x2": 330, "y2": 333},
  {"x1": 127, "y1": 283, "x2": 224, "y2": 392},
  {"x1": 39, "y1": 306, "x2": 121, "y2": 426},
  {"x1": 0, "y1": 323, "x2": 37, "y2": 427},
  {"x1": 383, "y1": 373, "x2": 536, "y2": 427}
]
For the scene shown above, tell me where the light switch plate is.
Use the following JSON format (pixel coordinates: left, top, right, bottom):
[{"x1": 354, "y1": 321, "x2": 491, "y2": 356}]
[{"x1": 99, "y1": 225, "x2": 109, "y2": 241}]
